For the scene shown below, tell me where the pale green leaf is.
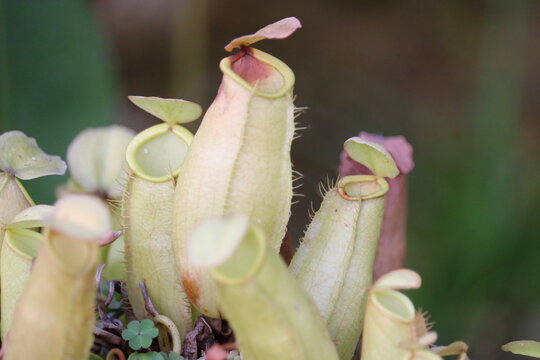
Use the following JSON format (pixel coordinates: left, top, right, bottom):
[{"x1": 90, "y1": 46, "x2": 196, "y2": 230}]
[
  {"x1": 344, "y1": 137, "x2": 399, "y2": 178},
  {"x1": 502, "y1": 340, "x2": 540, "y2": 358},
  {"x1": 128, "y1": 96, "x2": 202, "y2": 125},
  {"x1": 0, "y1": 131, "x2": 66, "y2": 180},
  {"x1": 373, "y1": 269, "x2": 422, "y2": 291}
]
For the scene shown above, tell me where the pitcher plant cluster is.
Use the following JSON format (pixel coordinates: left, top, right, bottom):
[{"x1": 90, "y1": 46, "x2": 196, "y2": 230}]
[{"x1": 0, "y1": 17, "x2": 535, "y2": 360}]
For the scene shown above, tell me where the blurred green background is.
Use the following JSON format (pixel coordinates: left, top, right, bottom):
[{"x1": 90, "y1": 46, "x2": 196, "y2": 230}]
[{"x1": 1, "y1": 0, "x2": 539, "y2": 358}]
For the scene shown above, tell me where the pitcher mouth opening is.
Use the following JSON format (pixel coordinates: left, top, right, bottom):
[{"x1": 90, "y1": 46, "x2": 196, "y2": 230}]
[
  {"x1": 230, "y1": 48, "x2": 274, "y2": 85},
  {"x1": 337, "y1": 175, "x2": 389, "y2": 201},
  {"x1": 210, "y1": 224, "x2": 267, "y2": 286},
  {"x1": 371, "y1": 289, "x2": 415, "y2": 323},
  {"x1": 126, "y1": 123, "x2": 194, "y2": 183},
  {"x1": 188, "y1": 215, "x2": 267, "y2": 286},
  {"x1": 220, "y1": 47, "x2": 295, "y2": 99}
]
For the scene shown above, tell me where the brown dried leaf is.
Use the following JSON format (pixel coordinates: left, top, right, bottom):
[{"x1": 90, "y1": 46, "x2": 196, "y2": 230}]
[
  {"x1": 182, "y1": 318, "x2": 213, "y2": 360},
  {"x1": 181, "y1": 316, "x2": 234, "y2": 360}
]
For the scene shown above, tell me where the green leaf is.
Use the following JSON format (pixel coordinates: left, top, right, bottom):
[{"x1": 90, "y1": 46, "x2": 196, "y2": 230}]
[
  {"x1": 127, "y1": 353, "x2": 146, "y2": 360},
  {"x1": 121, "y1": 328, "x2": 137, "y2": 341},
  {"x1": 0, "y1": 131, "x2": 66, "y2": 180},
  {"x1": 344, "y1": 137, "x2": 399, "y2": 179},
  {"x1": 139, "y1": 334, "x2": 153, "y2": 349},
  {"x1": 502, "y1": 340, "x2": 540, "y2": 358},
  {"x1": 158, "y1": 352, "x2": 184, "y2": 360},
  {"x1": 126, "y1": 320, "x2": 142, "y2": 333},
  {"x1": 129, "y1": 336, "x2": 143, "y2": 351},
  {"x1": 122, "y1": 320, "x2": 159, "y2": 351},
  {"x1": 142, "y1": 327, "x2": 159, "y2": 339},
  {"x1": 128, "y1": 352, "x2": 167, "y2": 360},
  {"x1": 128, "y1": 96, "x2": 202, "y2": 126},
  {"x1": 167, "y1": 353, "x2": 184, "y2": 360},
  {"x1": 139, "y1": 318, "x2": 155, "y2": 332}
]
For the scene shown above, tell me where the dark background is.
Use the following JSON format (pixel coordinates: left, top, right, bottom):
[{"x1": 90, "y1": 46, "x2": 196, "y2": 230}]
[{"x1": 1, "y1": 1, "x2": 539, "y2": 358}]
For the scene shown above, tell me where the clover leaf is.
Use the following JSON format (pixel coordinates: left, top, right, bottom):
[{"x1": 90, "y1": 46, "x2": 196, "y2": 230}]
[{"x1": 122, "y1": 319, "x2": 159, "y2": 350}]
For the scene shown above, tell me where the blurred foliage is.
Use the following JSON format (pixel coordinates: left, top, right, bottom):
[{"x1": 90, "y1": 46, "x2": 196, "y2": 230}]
[
  {"x1": 407, "y1": 2, "x2": 540, "y2": 358},
  {"x1": 0, "y1": 0, "x2": 117, "y2": 204}
]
